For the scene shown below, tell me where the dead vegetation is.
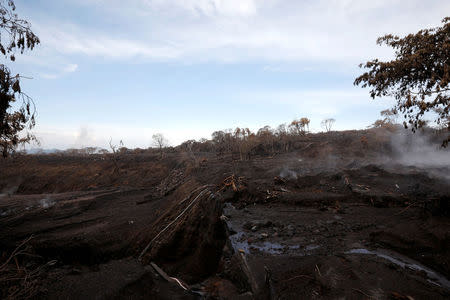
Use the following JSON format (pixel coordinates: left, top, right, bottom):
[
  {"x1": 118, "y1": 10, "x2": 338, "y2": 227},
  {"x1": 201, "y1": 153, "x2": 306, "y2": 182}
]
[{"x1": 0, "y1": 236, "x2": 55, "y2": 300}]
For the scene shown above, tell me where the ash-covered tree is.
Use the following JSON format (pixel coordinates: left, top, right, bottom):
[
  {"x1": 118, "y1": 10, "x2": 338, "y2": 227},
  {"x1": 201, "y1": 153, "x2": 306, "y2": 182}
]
[
  {"x1": 152, "y1": 133, "x2": 168, "y2": 158},
  {"x1": 354, "y1": 17, "x2": 449, "y2": 146},
  {"x1": 321, "y1": 118, "x2": 335, "y2": 132},
  {"x1": 0, "y1": 0, "x2": 39, "y2": 157},
  {"x1": 289, "y1": 117, "x2": 310, "y2": 135}
]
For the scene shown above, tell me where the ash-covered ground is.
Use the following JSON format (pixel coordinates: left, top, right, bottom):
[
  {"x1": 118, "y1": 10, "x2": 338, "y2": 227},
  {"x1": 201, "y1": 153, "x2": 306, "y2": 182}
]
[{"x1": 0, "y1": 129, "x2": 449, "y2": 299}]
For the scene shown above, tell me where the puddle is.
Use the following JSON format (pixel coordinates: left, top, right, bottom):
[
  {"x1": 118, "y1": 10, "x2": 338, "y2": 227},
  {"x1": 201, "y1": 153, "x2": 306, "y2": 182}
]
[
  {"x1": 305, "y1": 244, "x2": 320, "y2": 251},
  {"x1": 229, "y1": 232, "x2": 250, "y2": 253},
  {"x1": 229, "y1": 230, "x2": 313, "y2": 255},
  {"x1": 347, "y1": 248, "x2": 450, "y2": 290},
  {"x1": 252, "y1": 242, "x2": 284, "y2": 254},
  {"x1": 229, "y1": 231, "x2": 290, "y2": 254}
]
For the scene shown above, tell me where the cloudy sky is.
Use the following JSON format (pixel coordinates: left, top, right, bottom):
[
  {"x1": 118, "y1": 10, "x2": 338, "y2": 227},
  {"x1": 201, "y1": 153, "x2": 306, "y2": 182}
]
[{"x1": 9, "y1": 0, "x2": 450, "y2": 149}]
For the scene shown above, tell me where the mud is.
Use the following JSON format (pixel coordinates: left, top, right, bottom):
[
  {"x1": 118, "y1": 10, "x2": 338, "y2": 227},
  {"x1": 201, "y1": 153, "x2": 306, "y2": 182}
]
[{"x1": 0, "y1": 133, "x2": 449, "y2": 299}]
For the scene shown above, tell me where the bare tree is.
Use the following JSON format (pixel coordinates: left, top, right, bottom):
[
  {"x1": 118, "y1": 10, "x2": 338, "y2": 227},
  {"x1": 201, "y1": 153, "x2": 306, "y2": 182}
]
[
  {"x1": 109, "y1": 138, "x2": 123, "y2": 174},
  {"x1": 380, "y1": 109, "x2": 398, "y2": 124},
  {"x1": 234, "y1": 127, "x2": 253, "y2": 160},
  {"x1": 289, "y1": 118, "x2": 310, "y2": 135},
  {"x1": 300, "y1": 117, "x2": 310, "y2": 133},
  {"x1": 321, "y1": 118, "x2": 335, "y2": 132},
  {"x1": 257, "y1": 125, "x2": 275, "y2": 154},
  {"x1": 289, "y1": 119, "x2": 302, "y2": 135},
  {"x1": 276, "y1": 123, "x2": 290, "y2": 152},
  {"x1": 152, "y1": 133, "x2": 168, "y2": 158}
]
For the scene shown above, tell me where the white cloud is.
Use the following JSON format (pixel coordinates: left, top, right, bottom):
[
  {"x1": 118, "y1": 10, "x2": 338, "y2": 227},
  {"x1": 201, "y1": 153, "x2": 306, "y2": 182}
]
[
  {"x1": 31, "y1": 0, "x2": 449, "y2": 64},
  {"x1": 39, "y1": 63, "x2": 79, "y2": 79},
  {"x1": 34, "y1": 24, "x2": 181, "y2": 60},
  {"x1": 145, "y1": 0, "x2": 258, "y2": 17},
  {"x1": 63, "y1": 63, "x2": 78, "y2": 73}
]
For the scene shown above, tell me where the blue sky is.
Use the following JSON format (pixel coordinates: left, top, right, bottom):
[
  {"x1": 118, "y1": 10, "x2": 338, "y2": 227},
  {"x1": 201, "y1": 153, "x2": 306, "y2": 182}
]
[{"x1": 7, "y1": 0, "x2": 450, "y2": 149}]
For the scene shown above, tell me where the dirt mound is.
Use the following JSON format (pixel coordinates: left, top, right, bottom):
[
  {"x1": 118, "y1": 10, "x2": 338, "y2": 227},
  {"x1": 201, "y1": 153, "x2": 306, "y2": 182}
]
[{"x1": 135, "y1": 182, "x2": 227, "y2": 283}]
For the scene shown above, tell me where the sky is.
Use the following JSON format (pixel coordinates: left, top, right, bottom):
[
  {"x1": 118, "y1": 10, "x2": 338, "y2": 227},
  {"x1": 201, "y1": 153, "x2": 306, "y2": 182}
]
[{"x1": 6, "y1": 0, "x2": 450, "y2": 149}]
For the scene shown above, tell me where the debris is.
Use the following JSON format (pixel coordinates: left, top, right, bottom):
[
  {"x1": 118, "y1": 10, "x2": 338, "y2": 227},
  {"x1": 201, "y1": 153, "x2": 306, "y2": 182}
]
[
  {"x1": 238, "y1": 251, "x2": 259, "y2": 294},
  {"x1": 315, "y1": 264, "x2": 322, "y2": 277},
  {"x1": 274, "y1": 176, "x2": 286, "y2": 185},
  {"x1": 344, "y1": 176, "x2": 351, "y2": 190},
  {"x1": 265, "y1": 189, "x2": 279, "y2": 200},
  {"x1": 390, "y1": 291, "x2": 415, "y2": 300},
  {"x1": 219, "y1": 174, "x2": 246, "y2": 192},
  {"x1": 352, "y1": 288, "x2": 372, "y2": 299},
  {"x1": 283, "y1": 274, "x2": 314, "y2": 282},
  {"x1": 355, "y1": 184, "x2": 370, "y2": 191},
  {"x1": 265, "y1": 265, "x2": 275, "y2": 298},
  {"x1": 150, "y1": 262, "x2": 189, "y2": 291},
  {"x1": 138, "y1": 188, "x2": 211, "y2": 260},
  {"x1": 0, "y1": 235, "x2": 44, "y2": 299},
  {"x1": 157, "y1": 169, "x2": 186, "y2": 196}
]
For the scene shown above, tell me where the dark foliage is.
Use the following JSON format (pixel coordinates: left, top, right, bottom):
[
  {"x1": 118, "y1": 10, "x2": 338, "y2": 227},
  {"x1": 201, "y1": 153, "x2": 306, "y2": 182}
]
[
  {"x1": 0, "y1": 0, "x2": 39, "y2": 157},
  {"x1": 355, "y1": 17, "x2": 449, "y2": 146}
]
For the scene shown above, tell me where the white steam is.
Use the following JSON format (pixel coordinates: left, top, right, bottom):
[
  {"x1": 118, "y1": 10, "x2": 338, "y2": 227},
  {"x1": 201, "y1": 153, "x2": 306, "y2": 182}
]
[{"x1": 389, "y1": 131, "x2": 450, "y2": 168}]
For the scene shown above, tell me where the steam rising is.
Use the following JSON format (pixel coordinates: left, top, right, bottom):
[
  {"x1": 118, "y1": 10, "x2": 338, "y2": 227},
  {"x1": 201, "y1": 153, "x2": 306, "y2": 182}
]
[
  {"x1": 389, "y1": 131, "x2": 450, "y2": 168},
  {"x1": 385, "y1": 130, "x2": 450, "y2": 181},
  {"x1": 40, "y1": 197, "x2": 55, "y2": 209},
  {"x1": 280, "y1": 168, "x2": 298, "y2": 180}
]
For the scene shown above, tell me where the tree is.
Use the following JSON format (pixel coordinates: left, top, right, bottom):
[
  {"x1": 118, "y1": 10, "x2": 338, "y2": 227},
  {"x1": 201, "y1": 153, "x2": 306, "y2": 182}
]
[
  {"x1": 276, "y1": 123, "x2": 290, "y2": 152},
  {"x1": 109, "y1": 138, "x2": 123, "y2": 173},
  {"x1": 257, "y1": 125, "x2": 275, "y2": 154},
  {"x1": 234, "y1": 127, "x2": 251, "y2": 160},
  {"x1": 321, "y1": 118, "x2": 335, "y2": 132},
  {"x1": 152, "y1": 133, "x2": 168, "y2": 157},
  {"x1": 289, "y1": 119, "x2": 302, "y2": 135},
  {"x1": 289, "y1": 118, "x2": 310, "y2": 135},
  {"x1": 354, "y1": 17, "x2": 449, "y2": 146},
  {"x1": 0, "y1": 0, "x2": 40, "y2": 157},
  {"x1": 380, "y1": 108, "x2": 398, "y2": 124},
  {"x1": 299, "y1": 117, "x2": 310, "y2": 133},
  {"x1": 371, "y1": 109, "x2": 401, "y2": 131}
]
